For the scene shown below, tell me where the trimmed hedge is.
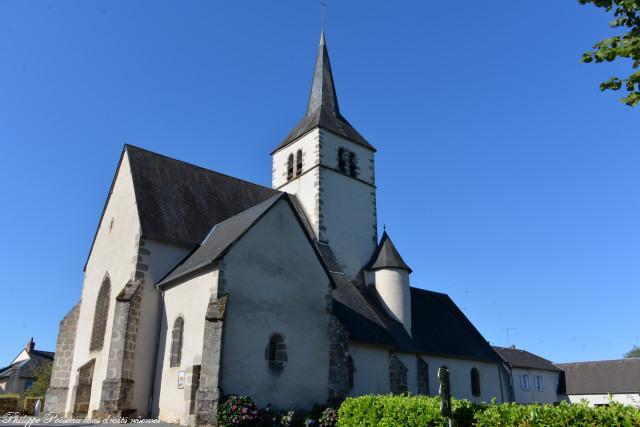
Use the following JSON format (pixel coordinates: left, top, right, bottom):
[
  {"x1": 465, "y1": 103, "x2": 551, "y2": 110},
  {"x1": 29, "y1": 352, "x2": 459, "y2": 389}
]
[
  {"x1": 0, "y1": 394, "x2": 20, "y2": 413},
  {"x1": 337, "y1": 395, "x2": 640, "y2": 427}
]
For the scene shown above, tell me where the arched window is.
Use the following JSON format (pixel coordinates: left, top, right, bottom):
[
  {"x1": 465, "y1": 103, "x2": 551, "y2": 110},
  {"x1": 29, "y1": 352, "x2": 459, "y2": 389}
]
[
  {"x1": 348, "y1": 151, "x2": 358, "y2": 177},
  {"x1": 338, "y1": 147, "x2": 346, "y2": 173},
  {"x1": 170, "y1": 317, "x2": 184, "y2": 367},
  {"x1": 265, "y1": 333, "x2": 287, "y2": 371},
  {"x1": 417, "y1": 356, "x2": 429, "y2": 395},
  {"x1": 287, "y1": 154, "x2": 294, "y2": 180},
  {"x1": 90, "y1": 274, "x2": 111, "y2": 352},
  {"x1": 471, "y1": 367, "x2": 481, "y2": 397},
  {"x1": 296, "y1": 150, "x2": 303, "y2": 176}
]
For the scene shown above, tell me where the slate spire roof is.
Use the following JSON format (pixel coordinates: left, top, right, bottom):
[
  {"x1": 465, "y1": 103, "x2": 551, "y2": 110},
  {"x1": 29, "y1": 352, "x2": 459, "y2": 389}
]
[
  {"x1": 368, "y1": 231, "x2": 412, "y2": 273},
  {"x1": 274, "y1": 31, "x2": 374, "y2": 153}
]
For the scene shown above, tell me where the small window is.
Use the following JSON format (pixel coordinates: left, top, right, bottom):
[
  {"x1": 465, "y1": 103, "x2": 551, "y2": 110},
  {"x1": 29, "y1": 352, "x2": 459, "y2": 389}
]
[
  {"x1": 348, "y1": 151, "x2": 358, "y2": 178},
  {"x1": 520, "y1": 374, "x2": 530, "y2": 391},
  {"x1": 90, "y1": 274, "x2": 111, "y2": 352},
  {"x1": 287, "y1": 154, "x2": 294, "y2": 180},
  {"x1": 170, "y1": 317, "x2": 184, "y2": 367},
  {"x1": 348, "y1": 355, "x2": 355, "y2": 389},
  {"x1": 296, "y1": 150, "x2": 303, "y2": 176},
  {"x1": 24, "y1": 379, "x2": 34, "y2": 391},
  {"x1": 265, "y1": 333, "x2": 287, "y2": 371},
  {"x1": 338, "y1": 147, "x2": 346, "y2": 173},
  {"x1": 470, "y1": 367, "x2": 481, "y2": 397},
  {"x1": 535, "y1": 375, "x2": 544, "y2": 391}
]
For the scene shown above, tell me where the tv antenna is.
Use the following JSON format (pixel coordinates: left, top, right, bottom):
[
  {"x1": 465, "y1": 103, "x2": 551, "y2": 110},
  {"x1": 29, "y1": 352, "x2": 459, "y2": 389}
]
[{"x1": 502, "y1": 328, "x2": 518, "y2": 347}]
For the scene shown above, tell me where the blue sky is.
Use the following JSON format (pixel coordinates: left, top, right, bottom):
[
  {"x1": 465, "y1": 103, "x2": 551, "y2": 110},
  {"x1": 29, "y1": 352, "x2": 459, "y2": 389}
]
[{"x1": 0, "y1": 0, "x2": 638, "y2": 366}]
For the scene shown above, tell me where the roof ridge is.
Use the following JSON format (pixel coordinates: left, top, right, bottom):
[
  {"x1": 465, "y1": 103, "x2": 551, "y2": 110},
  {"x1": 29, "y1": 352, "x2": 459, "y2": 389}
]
[{"x1": 125, "y1": 144, "x2": 274, "y2": 192}]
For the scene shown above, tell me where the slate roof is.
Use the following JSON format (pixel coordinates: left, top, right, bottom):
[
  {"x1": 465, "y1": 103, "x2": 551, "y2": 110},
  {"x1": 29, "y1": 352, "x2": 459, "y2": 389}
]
[
  {"x1": 368, "y1": 231, "x2": 412, "y2": 273},
  {"x1": 493, "y1": 346, "x2": 562, "y2": 372},
  {"x1": 275, "y1": 32, "x2": 374, "y2": 154},
  {"x1": 557, "y1": 359, "x2": 640, "y2": 395},
  {"x1": 0, "y1": 350, "x2": 54, "y2": 379},
  {"x1": 158, "y1": 195, "x2": 284, "y2": 287}
]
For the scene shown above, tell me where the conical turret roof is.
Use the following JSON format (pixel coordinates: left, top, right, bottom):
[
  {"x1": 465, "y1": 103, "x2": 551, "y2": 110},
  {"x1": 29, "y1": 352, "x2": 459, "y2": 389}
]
[{"x1": 368, "y1": 231, "x2": 412, "y2": 273}]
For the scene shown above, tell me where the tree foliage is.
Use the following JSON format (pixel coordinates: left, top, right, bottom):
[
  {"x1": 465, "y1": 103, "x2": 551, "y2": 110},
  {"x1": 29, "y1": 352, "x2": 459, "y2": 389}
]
[
  {"x1": 625, "y1": 345, "x2": 640, "y2": 358},
  {"x1": 579, "y1": 0, "x2": 640, "y2": 106},
  {"x1": 25, "y1": 363, "x2": 52, "y2": 397}
]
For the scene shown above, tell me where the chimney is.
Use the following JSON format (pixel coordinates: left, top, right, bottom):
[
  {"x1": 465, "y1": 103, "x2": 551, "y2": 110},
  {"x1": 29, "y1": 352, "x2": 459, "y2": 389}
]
[{"x1": 26, "y1": 337, "x2": 35, "y2": 352}]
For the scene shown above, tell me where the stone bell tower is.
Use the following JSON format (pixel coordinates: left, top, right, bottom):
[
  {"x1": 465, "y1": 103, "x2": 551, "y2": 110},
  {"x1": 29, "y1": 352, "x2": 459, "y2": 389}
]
[{"x1": 272, "y1": 31, "x2": 377, "y2": 279}]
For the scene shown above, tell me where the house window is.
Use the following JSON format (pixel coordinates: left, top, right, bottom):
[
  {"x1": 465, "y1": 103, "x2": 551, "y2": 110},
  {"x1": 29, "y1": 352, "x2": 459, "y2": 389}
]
[
  {"x1": 296, "y1": 150, "x2": 303, "y2": 176},
  {"x1": 520, "y1": 374, "x2": 530, "y2": 391},
  {"x1": 287, "y1": 154, "x2": 294, "y2": 180},
  {"x1": 265, "y1": 333, "x2": 287, "y2": 371},
  {"x1": 90, "y1": 274, "x2": 111, "y2": 352},
  {"x1": 535, "y1": 375, "x2": 544, "y2": 391},
  {"x1": 348, "y1": 151, "x2": 358, "y2": 177},
  {"x1": 338, "y1": 147, "x2": 346, "y2": 173},
  {"x1": 24, "y1": 379, "x2": 34, "y2": 391},
  {"x1": 470, "y1": 367, "x2": 481, "y2": 397},
  {"x1": 170, "y1": 317, "x2": 184, "y2": 367}
]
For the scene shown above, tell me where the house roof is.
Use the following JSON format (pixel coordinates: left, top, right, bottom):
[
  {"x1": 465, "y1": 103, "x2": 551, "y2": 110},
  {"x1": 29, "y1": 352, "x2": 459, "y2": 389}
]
[
  {"x1": 557, "y1": 359, "x2": 640, "y2": 395},
  {"x1": 275, "y1": 31, "x2": 374, "y2": 154},
  {"x1": 157, "y1": 194, "x2": 284, "y2": 287},
  {"x1": 368, "y1": 231, "x2": 412, "y2": 273},
  {"x1": 493, "y1": 346, "x2": 562, "y2": 372}
]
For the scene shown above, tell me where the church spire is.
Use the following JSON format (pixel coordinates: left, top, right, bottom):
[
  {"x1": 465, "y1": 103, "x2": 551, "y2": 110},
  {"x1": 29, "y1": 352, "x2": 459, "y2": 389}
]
[{"x1": 273, "y1": 31, "x2": 375, "y2": 154}]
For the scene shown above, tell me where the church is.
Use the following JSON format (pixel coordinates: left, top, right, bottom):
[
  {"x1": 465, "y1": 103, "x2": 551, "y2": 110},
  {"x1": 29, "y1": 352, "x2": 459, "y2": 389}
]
[{"x1": 45, "y1": 32, "x2": 508, "y2": 424}]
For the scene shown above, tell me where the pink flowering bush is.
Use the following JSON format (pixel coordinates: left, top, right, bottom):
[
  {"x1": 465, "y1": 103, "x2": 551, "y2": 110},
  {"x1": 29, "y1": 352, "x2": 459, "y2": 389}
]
[{"x1": 218, "y1": 395, "x2": 261, "y2": 426}]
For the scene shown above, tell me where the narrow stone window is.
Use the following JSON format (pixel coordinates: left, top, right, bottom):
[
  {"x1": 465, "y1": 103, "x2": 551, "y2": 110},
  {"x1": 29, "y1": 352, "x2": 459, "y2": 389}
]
[
  {"x1": 417, "y1": 356, "x2": 429, "y2": 395},
  {"x1": 348, "y1": 355, "x2": 356, "y2": 389},
  {"x1": 287, "y1": 154, "x2": 294, "y2": 180},
  {"x1": 348, "y1": 151, "x2": 358, "y2": 177},
  {"x1": 265, "y1": 333, "x2": 287, "y2": 371},
  {"x1": 338, "y1": 147, "x2": 346, "y2": 173},
  {"x1": 296, "y1": 149, "x2": 303, "y2": 176},
  {"x1": 170, "y1": 317, "x2": 184, "y2": 367},
  {"x1": 471, "y1": 367, "x2": 481, "y2": 397},
  {"x1": 89, "y1": 274, "x2": 111, "y2": 352}
]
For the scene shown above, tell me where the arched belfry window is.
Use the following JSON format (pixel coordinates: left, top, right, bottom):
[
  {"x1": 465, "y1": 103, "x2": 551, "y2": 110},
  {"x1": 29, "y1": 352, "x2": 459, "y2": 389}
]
[
  {"x1": 90, "y1": 274, "x2": 111, "y2": 352},
  {"x1": 170, "y1": 317, "x2": 184, "y2": 367},
  {"x1": 471, "y1": 367, "x2": 481, "y2": 397},
  {"x1": 338, "y1": 147, "x2": 346, "y2": 173},
  {"x1": 265, "y1": 333, "x2": 287, "y2": 371},
  {"x1": 296, "y1": 150, "x2": 303, "y2": 176},
  {"x1": 348, "y1": 151, "x2": 358, "y2": 177},
  {"x1": 287, "y1": 154, "x2": 294, "y2": 180}
]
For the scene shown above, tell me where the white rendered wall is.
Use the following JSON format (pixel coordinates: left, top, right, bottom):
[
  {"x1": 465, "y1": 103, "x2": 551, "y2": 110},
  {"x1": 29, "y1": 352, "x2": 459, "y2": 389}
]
[
  {"x1": 563, "y1": 393, "x2": 640, "y2": 407},
  {"x1": 220, "y1": 199, "x2": 332, "y2": 409},
  {"x1": 373, "y1": 268, "x2": 411, "y2": 335},
  {"x1": 272, "y1": 128, "x2": 377, "y2": 279},
  {"x1": 65, "y1": 151, "x2": 141, "y2": 416},
  {"x1": 511, "y1": 368, "x2": 560, "y2": 404},
  {"x1": 348, "y1": 342, "x2": 504, "y2": 403},
  {"x1": 156, "y1": 270, "x2": 219, "y2": 424}
]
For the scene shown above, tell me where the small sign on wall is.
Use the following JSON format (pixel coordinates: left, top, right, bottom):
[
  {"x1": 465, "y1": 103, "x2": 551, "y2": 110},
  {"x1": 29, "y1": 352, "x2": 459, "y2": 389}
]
[{"x1": 177, "y1": 371, "x2": 185, "y2": 389}]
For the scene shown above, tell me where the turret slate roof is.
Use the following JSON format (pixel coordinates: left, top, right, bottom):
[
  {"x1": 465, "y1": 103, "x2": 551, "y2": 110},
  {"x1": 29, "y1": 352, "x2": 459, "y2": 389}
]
[
  {"x1": 274, "y1": 32, "x2": 374, "y2": 154},
  {"x1": 368, "y1": 231, "x2": 412, "y2": 273}
]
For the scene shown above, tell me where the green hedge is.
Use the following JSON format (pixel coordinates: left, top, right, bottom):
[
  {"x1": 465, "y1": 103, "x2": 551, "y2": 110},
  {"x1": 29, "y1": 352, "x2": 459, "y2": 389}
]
[
  {"x1": 337, "y1": 395, "x2": 640, "y2": 427},
  {"x1": 0, "y1": 395, "x2": 20, "y2": 413}
]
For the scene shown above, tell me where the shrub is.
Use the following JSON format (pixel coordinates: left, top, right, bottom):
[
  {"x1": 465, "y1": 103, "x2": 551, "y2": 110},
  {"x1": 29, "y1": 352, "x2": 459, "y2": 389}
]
[
  {"x1": 218, "y1": 395, "x2": 260, "y2": 426},
  {"x1": 0, "y1": 395, "x2": 20, "y2": 413},
  {"x1": 22, "y1": 396, "x2": 45, "y2": 415},
  {"x1": 337, "y1": 394, "x2": 479, "y2": 427},
  {"x1": 318, "y1": 407, "x2": 338, "y2": 427}
]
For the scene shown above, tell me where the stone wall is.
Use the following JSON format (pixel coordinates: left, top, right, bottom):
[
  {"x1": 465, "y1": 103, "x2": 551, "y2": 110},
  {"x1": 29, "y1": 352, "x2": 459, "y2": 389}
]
[
  {"x1": 44, "y1": 302, "x2": 81, "y2": 414},
  {"x1": 328, "y1": 315, "x2": 350, "y2": 401},
  {"x1": 389, "y1": 354, "x2": 408, "y2": 394}
]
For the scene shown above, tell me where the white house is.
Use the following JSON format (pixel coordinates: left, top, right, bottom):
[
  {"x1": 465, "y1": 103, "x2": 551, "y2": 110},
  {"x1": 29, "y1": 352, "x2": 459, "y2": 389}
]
[
  {"x1": 558, "y1": 359, "x2": 640, "y2": 407},
  {"x1": 493, "y1": 346, "x2": 562, "y2": 404},
  {"x1": 0, "y1": 338, "x2": 54, "y2": 397},
  {"x1": 45, "y1": 31, "x2": 507, "y2": 425}
]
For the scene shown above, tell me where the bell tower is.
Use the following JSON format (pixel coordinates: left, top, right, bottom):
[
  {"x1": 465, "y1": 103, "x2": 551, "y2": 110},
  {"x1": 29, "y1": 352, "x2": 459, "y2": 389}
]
[{"x1": 272, "y1": 32, "x2": 377, "y2": 279}]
